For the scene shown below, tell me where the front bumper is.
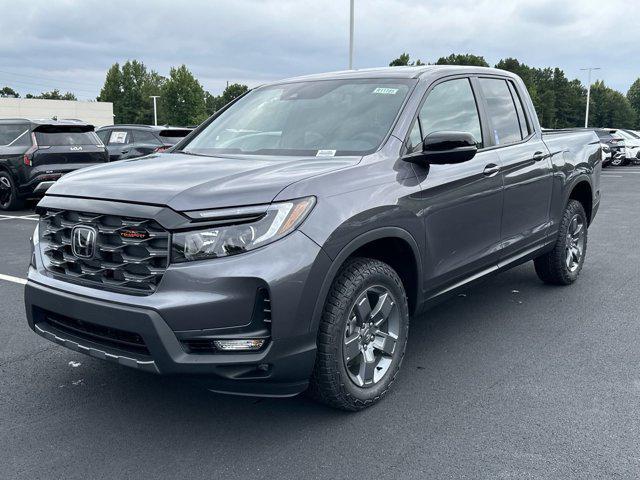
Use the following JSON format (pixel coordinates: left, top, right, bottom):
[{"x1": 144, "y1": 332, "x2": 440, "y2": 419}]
[{"x1": 26, "y1": 225, "x2": 332, "y2": 397}]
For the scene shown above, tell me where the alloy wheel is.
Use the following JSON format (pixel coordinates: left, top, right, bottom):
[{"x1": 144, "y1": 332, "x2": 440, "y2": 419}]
[
  {"x1": 343, "y1": 285, "x2": 400, "y2": 387},
  {"x1": 565, "y1": 214, "x2": 586, "y2": 272}
]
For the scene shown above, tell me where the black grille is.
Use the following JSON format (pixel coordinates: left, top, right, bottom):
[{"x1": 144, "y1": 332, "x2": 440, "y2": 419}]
[
  {"x1": 40, "y1": 209, "x2": 169, "y2": 294},
  {"x1": 42, "y1": 311, "x2": 150, "y2": 356}
]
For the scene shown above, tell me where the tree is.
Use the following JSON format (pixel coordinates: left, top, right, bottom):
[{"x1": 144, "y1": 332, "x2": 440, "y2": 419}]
[
  {"x1": 0, "y1": 86, "x2": 19, "y2": 98},
  {"x1": 26, "y1": 89, "x2": 76, "y2": 100},
  {"x1": 119, "y1": 60, "x2": 150, "y2": 124},
  {"x1": 589, "y1": 81, "x2": 636, "y2": 128},
  {"x1": 627, "y1": 79, "x2": 640, "y2": 128},
  {"x1": 206, "y1": 83, "x2": 249, "y2": 115},
  {"x1": 435, "y1": 53, "x2": 489, "y2": 67},
  {"x1": 389, "y1": 53, "x2": 424, "y2": 67},
  {"x1": 98, "y1": 63, "x2": 124, "y2": 121},
  {"x1": 161, "y1": 65, "x2": 207, "y2": 126}
]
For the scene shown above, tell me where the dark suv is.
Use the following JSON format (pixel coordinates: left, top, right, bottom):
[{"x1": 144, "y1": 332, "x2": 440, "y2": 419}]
[
  {"x1": 0, "y1": 119, "x2": 107, "y2": 210},
  {"x1": 26, "y1": 67, "x2": 601, "y2": 410},
  {"x1": 96, "y1": 125, "x2": 192, "y2": 161}
]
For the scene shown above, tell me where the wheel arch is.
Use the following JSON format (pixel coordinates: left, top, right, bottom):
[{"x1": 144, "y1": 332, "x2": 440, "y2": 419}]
[
  {"x1": 308, "y1": 227, "x2": 423, "y2": 335},
  {"x1": 567, "y1": 177, "x2": 593, "y2": 225}
]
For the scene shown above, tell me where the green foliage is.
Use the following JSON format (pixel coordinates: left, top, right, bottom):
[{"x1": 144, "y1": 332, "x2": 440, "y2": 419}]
[
  {"x1": 389, "y1": 53, "x2": 424, "y2": 67},
  {"x1": 435, "y1": 53, "x2": 489, "y2": 67},
  {"x1": 0, "y1": 86, "x2": 19, "y2": 97},
  {"x1": 627, "y1": 79, "x2": 640, "y2": 128},
  {"x1": 205, "y1": 83, "x2": 249, "y2": 115},
  {"x1": 589, "y1": 81, "x2": 636, "y2": 128},
  {"x1": 26, "y1": 89, "x2": 77, "y2": 100},
  {"x1": 161, "y1": 65, "x2": 207, "y2": 126}
]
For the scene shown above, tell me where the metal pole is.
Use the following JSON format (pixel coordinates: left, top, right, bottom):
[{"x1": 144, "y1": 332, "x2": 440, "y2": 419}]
[
  {"x1": 580, "y1": 67, "x2": 600, "y2": 128},
  {"x1": 150, "y1": 96, "x2": 160, "y2": 126},
  {"x1": 349, "y1": 0, "x2": 354, "y2": 69}
]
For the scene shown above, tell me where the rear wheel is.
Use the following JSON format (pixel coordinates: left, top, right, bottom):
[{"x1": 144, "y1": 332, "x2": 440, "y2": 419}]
[
  {"x1": 0, "y1": 171, "x2": 25, "y2": 211},
  {"x1": 534, "y1": 200, "x2": 588, "y2": 285},
  {"x1": 610, "y1": 156, "x2": 625, "y2": 167},
  {"x1": 308, "y1": 258, "x2": 409, "y2": 411}
]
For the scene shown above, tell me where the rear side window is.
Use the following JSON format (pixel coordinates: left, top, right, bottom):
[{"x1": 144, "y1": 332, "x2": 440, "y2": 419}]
[
  {"x1": 96, "y1": 130, "x2": 110, "y2": 144},
  {"x1": 158, "y1": 129, "x2": 191, "y2": 145},
  {"x1": 0, "y1": 124, "x2": 31, "y2": 147},
  {"x1": 35, "y1": 128, "x2": 99, "y2": 146},
  {"x1": 132, "y1": 130, "x2": 162, "y2": 145},
  {"x1": 418, "y1": 78, "x2": 483, "y2": 147},
  {"x1": 508, "y1": 82, "x2": 531, "y2": 139},
  {"x1": 478, "y1": 78, "x2": 522, "y2": 146}
]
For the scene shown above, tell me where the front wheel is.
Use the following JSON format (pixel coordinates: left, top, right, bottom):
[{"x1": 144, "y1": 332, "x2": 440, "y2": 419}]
[
  {"x1": 308, "y1": 258, "x2": 409, "y2": 411},
  {"x1": 534, "y1": 200, "x2": 588, "y2": 285}
]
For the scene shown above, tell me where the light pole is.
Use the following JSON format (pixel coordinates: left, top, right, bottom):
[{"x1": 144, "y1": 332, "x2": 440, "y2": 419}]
[
  {"x1": 150, "y1": 95, "x2": 160, "y2": 126},
  {"x1": 580, "y1": 67, "x2": 600, "y2": 128},
  {"x1": 349, "y1": 0, "x2": 354, "y2": 69}
]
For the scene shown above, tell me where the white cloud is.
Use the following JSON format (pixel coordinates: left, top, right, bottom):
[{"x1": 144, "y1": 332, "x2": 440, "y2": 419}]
[{"x1": 0, "y1": 0, "x2": 637, "y2": 99}]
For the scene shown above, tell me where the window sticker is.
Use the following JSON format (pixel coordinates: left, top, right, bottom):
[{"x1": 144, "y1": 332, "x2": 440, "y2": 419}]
[
  {"x1": 109, "y1": 131, "x2": 128, "y2": 144},
  {"x1": 372, "y1": 87, "x2": 399, "y2": 95},
  {"x1": 316, "y1": 149, "x2": 336, "y2": 157}
]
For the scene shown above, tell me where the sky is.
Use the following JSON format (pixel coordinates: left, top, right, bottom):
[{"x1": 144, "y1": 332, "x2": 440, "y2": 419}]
[{"x1": 0, "y1": 0, "x2": 637, "y2": 100}]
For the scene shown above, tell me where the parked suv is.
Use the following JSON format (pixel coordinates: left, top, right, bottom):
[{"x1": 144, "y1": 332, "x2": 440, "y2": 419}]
[
  {"x1": 0, "y1": 119, "x2": 107, "y2": 210},
  {"x1": 25, "y1": 67, "x2": 601, "y2": 410},
  {"x1": 96, "y1": 125, "x2": 192, "y2": 161}
]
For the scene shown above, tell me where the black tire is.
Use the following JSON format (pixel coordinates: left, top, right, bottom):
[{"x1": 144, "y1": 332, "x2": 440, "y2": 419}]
[
  {"x1": 0, "y1": 170, "x2": 25, "y2": 211},
  {"x1": 610, "y1": 156, "x2": 625, "y2": 167},
  {"x1": 534, "y1": 200, "x2": 588, "y2": 285},
  {"x1": 308, "y1": 257, "x2": 409, "y2": 411}
]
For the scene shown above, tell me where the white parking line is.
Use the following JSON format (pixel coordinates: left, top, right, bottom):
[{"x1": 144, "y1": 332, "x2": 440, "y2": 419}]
[
  {"x1": 0, "y1": 273, "x2": 27, "y2": 285},
  {"x1": 0, "y1": 214, "x2": 38, "y2": 221}
]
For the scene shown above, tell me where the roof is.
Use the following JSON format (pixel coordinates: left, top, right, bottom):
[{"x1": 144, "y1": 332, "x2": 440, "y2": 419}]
[
  {"x1": 0, "y1": 117, "x2": 94, "y2": 128},
  {"x1": 272, "y1": 65, "x2": 518, "y2": 84},
  {"x1": 96, "y1": 124, "x2": 193, "y2": 131}
]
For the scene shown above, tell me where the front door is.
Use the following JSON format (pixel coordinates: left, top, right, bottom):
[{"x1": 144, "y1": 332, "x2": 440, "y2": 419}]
[{"x1": 409, "y1": 77, "x2": 504, "y2": 292}]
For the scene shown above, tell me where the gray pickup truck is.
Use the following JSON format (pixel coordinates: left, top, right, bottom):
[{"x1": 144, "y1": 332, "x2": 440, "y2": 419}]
[{"x1": 25, "y1": 66, "x2": 601, "y2": 410}]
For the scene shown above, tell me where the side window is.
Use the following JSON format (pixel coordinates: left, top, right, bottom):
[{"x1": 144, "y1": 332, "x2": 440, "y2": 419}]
[
  {"x1": 132, "y1": 130, "x2": 162, "y2": 145},
  {"x1": 108, "y1": 130, "x2": 130, "y2": 145},
  {"x1": 0, "y1": 124, "x2": 31, "y2": 147},
  {"x1": 406, "y1": 120, "x2": 422, "y2": 153},
  {"x1": 508, "y1": 81, "x2": 530, "y2": 139},
  {"x1": 419, "y1": 78, "x2": 483, "y2": 147},
  {"x1": 478, "y1": 78, "x2": 522, "y2": 146},
  {"x1": 96, "y1": 130, "x2": 110, "y2": 145}
]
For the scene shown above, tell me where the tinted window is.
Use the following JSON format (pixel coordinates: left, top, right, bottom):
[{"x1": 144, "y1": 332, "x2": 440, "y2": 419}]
[
  {"x1": 133, "y1": 130, "x2": 161, "y2": 145},
  {"x1": 508, "y1": 81, "x2": 530, "y2": 138},
  {"x1": 419, "y1": 78, "x2": 483, "y2": 147},
  {"x1": 96, "y1": 130, "x2": 110, "y2": 144},
  {"x1": 0, "y1": 124, "x2": 31, "y2": 147},
  {"x1": 158, "y1": 129, "x2": 191, "y2": 145},
  {"x1": 184, "y1": 79, "x2": 414, "y2": 156},
  {"x1": 35, "y1": 128, "x2": 99, "y2": 146},
  {"x1": 479, "y1": 78, "x2": 522, "y2": 145},
  {"x1": 406, "y1": 121, "x2": 422, "y2": 153},
  {"x1": 108, "y1": 130, "x2": 130, "y2": 145}
]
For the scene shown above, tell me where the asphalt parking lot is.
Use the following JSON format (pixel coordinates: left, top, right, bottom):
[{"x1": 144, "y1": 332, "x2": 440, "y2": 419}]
[{"x1": 1, "y1": 167, "x2": 639, "y2": 479}]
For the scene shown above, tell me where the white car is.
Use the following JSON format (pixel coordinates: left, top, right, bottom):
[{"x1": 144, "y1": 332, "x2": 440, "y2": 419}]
[{"x1": 611, "y1": 129, "x2": 640, "y2": 165}]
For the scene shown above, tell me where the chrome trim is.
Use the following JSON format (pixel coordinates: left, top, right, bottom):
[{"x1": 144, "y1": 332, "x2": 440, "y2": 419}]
[
  {"x1": 33, "y1": 181, "x2": 56, "y2": 193},
  {"x1": 184, "y1": 204, "x2": 269, "y2": 220},
  {"x1": 34, "y1": 324, "x2": 159, "y2": 373}
]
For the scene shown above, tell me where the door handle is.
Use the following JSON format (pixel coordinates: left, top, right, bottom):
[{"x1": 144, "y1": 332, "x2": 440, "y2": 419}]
[
  {"x1": 533, "y1": 151, "x2": 546, "y2": 161},
  {"x1": 483, "y1": 164, "x2": 500, "y2": 177}
]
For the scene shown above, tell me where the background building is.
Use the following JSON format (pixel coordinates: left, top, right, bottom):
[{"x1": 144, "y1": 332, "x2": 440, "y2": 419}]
[{"x1": 0, "y1": 98, "x2": 113, "y2": 127}]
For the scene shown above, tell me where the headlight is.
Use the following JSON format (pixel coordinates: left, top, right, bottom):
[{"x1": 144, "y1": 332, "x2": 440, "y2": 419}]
[
  {"x1": 29, "y1": 222, "x2": 39, "y2": 268},
  {"x1": 172, "y1": 197, "x2": 316, "y2": 262}
]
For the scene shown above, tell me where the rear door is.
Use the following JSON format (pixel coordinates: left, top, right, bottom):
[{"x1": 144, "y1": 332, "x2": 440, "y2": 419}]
[
  {"x1": 105, "y1": 128, "x2": 132, "y2": 161},
  {"x1": 128, "y1": 129, "x2": 162, "y2": 158},
  {"x1": 0, "y1": 123, "x2": 32, "y2": 185},
  {"x1": 476, "y1": 77, "x2": 553, "y2": 260}
]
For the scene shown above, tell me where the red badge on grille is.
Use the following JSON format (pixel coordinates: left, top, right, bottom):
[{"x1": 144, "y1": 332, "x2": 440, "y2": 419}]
[{"x1": 120, "y1": 229, "x2": 149, "y2": 240}]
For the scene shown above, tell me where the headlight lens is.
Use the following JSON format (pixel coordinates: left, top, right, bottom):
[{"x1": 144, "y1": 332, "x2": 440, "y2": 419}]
[{"x1": 172, "y1": 197, "x2": 316, "y2": 262}]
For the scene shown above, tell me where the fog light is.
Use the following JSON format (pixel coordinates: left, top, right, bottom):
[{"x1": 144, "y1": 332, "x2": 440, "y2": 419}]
[{"x1": 213, "y1": 339, "x2": 265, "y2": 351}]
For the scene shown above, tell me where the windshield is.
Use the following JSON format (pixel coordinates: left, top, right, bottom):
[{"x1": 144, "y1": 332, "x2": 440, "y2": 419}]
[{"x1": 182, "y1": 79, "x2": 414, "y2": 157}]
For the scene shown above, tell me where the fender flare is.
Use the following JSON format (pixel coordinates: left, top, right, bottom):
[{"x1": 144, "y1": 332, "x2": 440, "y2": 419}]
[{"x1": 308, "y1": 226, "x2": 423, "y2": 334}]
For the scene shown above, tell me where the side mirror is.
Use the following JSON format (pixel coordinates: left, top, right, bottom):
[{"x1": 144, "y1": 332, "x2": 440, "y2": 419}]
[{"x1": 403, "y1": 131, "x2": 478, "y2": 165}]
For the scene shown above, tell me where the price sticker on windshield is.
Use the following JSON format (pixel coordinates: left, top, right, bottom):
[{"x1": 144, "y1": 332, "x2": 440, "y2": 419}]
[
  {"x1": 372, "y1": 87, "x2": 399, "y2": 95},
  {"x1": 316, "y1": 150, "x2": 336, "y2": 157}
]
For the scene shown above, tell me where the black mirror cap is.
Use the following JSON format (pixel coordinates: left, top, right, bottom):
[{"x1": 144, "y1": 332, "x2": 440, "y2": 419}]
[{"x1": 403, "y1": 131, "x2": 478, "y2": 166}]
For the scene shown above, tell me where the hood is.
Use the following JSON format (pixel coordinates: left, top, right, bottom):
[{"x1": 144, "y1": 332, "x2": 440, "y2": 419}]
[{"x1": 47, "y1": 152, "x2": 360, "y2": 211}]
